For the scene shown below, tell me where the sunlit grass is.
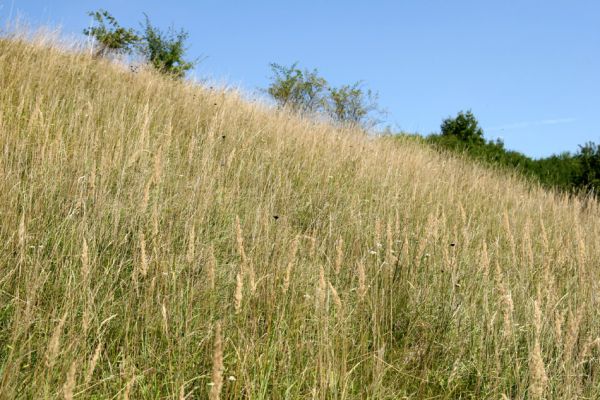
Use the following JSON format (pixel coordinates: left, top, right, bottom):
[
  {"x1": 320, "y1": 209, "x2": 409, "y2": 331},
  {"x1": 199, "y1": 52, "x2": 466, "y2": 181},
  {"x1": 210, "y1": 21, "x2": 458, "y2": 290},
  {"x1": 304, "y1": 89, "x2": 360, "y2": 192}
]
[{"x1": 0, "y1": 34, "x2": 599, "y2": 399}]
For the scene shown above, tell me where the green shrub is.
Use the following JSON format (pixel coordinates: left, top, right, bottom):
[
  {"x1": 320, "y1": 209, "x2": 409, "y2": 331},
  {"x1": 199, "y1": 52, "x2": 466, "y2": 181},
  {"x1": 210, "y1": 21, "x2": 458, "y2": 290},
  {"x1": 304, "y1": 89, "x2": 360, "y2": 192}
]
[
  {"x1": 266, "y1": 62, "x2": 380, "y2": 128},
  {"x1": 440, "y1": 110, "x2": 485, "y2": 145},
  {"x1": 266, "y1": 62, "x2": 328, "y2": 113},
  {"x1": 83, "y1": 10, "x2": 140, "y2": 58},
  {"x1": 139, "y1": 14, "x2": 196, "y2": 79},
  {"x1": 327, "y1": 82, "x2": 380, "y2": 128},
  {"x1": 575, "y1": 142, "x2": 600, "y2": 193}
]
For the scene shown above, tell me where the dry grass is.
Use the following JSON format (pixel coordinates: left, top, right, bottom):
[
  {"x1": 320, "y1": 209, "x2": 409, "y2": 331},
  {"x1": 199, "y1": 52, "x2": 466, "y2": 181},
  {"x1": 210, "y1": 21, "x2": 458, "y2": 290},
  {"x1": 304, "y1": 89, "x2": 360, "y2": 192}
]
[{"x1": 1, "y1": 34, "x2": 600, "y2": 399}]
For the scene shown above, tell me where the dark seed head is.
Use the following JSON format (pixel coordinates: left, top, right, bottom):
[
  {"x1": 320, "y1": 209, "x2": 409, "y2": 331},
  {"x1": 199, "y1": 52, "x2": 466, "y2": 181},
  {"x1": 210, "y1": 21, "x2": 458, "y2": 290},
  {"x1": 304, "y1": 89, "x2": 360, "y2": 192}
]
[
  {"x1": 221, "y1": 135, "x2": 226, "y2": 139},
  {"x1": 273, "y1": 215, "x2": 279, "y2": 220}
]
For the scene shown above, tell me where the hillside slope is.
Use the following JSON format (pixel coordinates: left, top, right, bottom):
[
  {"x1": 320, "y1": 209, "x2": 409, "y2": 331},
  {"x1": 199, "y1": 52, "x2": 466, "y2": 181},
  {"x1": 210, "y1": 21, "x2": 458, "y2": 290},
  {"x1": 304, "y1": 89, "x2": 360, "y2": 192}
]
[{"x1": 1, "y1": 37, "x2": 599, "y2": 399}]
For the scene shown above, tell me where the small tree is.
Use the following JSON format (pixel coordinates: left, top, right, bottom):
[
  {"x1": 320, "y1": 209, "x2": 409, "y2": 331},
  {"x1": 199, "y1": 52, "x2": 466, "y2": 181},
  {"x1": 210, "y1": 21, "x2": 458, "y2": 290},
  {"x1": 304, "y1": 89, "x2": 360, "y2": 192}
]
[
  {"x1": 440, "y1": 110, "x2": 485, "y2": 145},
  {"x1": 327, "y1": 82, "x2": 380, "y2": 128},
  {"x1": 267, "y1": 63, "x2": 328, "y2": 113},
  {"x1": 575, "y1": 142, "x2": 600, "y2": 193},
  {"x1": 139, "y1": 15, "x2": 195, "y2": 78},
  {"x1": 83, "y1": 10, "x2": 140, "y2": 58}
]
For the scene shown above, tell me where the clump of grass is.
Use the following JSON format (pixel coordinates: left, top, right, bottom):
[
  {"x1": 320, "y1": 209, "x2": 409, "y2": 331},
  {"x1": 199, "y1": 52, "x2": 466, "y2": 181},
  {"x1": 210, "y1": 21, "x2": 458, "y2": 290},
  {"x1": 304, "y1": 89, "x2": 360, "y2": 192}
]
[{"x1": 0, "y1": 32, "x2": 599, "y2": 399}]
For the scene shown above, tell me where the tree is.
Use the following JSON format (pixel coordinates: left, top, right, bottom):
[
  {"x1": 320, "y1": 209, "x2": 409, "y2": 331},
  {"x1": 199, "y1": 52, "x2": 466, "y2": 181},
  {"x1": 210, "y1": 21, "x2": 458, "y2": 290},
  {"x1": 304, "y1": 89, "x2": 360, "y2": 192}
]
[
  {"x1": 575, "y1": 142, "x2": 600, "y2": 193},
  {"x1": 327, "y1": 82, "x2": 380, "y2": 128},
  {"x1": 440, "y1": 110, "x2": 485, "y2": 145},
  {"x1": 83, "y1": 10, "x2": 140, "y2": 58},
  {"x1": 139, "y1": 14, "x2": 196, "y2": 78},
  {"x1": 266, "y1": 63, "x2": 328, "y2": 113}
]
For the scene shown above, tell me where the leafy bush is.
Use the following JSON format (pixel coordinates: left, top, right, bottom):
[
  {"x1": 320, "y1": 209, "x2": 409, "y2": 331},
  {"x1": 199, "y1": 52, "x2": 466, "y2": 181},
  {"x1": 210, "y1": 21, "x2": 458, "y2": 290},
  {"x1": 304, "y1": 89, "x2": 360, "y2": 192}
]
[
  {"x1": 440, "y1": 110, "x2": 485, "y2": 145},
  {"x1": 139, "y1": 15, "x2": 196, "y2": 79},
  {"x1": 83, "y1": 10, "x2": 140, "y2": 58},
  {"x1": 327, "y1": 82, "x2": 380, "y2": 128},
  {"x1": 266, "y1": 62, "x2": 380, "y2": 128},
  {"x1": 83, "y1": 10, "x2": 195, "y2": 78},
  {"x1": 266, "y1": 63, "x2": 328, "y2": 113},
  {"x1": 575, "y1": 142, "x2": 600, "y2": 193}
]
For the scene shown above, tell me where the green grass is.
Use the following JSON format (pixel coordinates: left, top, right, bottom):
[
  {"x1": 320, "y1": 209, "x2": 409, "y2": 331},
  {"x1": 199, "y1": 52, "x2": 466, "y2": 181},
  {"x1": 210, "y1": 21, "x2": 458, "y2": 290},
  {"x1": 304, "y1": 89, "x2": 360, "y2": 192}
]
[{"x1": 0, "y1": 34, "x2": 599, "y2": 399}]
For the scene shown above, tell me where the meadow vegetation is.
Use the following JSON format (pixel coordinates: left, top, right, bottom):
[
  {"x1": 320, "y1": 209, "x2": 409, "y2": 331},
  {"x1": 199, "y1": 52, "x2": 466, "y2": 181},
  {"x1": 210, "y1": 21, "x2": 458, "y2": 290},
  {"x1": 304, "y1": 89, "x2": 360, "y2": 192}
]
[
  {"x1": 416, "y1": 111, "x2": 600, "y2": 195},
  {"x1": 1, "y1": 35, "x2": 600, "y2": 399}
]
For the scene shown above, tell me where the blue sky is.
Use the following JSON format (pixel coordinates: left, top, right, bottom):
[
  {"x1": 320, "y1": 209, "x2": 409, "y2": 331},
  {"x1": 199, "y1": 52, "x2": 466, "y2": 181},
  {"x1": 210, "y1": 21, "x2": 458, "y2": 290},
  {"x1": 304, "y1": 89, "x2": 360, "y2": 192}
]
[{"x1": 2, "y1": 1, "x2": 599, "y2": 158}]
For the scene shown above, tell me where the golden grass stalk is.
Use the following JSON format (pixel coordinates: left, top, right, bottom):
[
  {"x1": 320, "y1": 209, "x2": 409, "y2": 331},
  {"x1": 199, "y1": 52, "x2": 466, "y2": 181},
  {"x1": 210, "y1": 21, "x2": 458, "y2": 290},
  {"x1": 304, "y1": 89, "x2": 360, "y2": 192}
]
[
  {"x1": 554, "y1": 310, "x2": 565, "y2": 348},
  {"x1": 18, "y1": 212, "x2": 26, "y2": 249},
  {"x1": 502, "y1": 211, "x2": 516, "y2": 261},
  {"x1": 357, "y1": 261, "x2": 367, "y2": 300},
  {"x1": 580, "y1": 337, "x2": 600, "y2": 365},
  {"x1": 235, "y1": 216, "x2": 256, "y2": 293},
  {"x1": 234, "y1": 272, "x2": 243, "y2": 314},
  {"x1": 247, "y1": 260, "x2": 257, "y2": 295},
  {"x1": 81, "y1": 238, "x2": 89, "y2": 281},
  {"x1": 152, "y1": 203, "x2": 160, "y2": 239},
  {"x1": 209, "y1": 321, "x2": 224, "y2": 400},
  {"x1": 307, "y1": 235, "x2": 317, "y2": 259},
  {"x1": 316, "y1": 265, "x2": 327, "y2": 310},
  {"x1": 334, "y1": 237, "x2": 344, "y2": 275},
  {"x1": 494, "y1": 261, "x2": 513, "y2": 339},
  {"x1": 235, "y1": 216, "x2": 248, "y2": 265},
  {"x1": 153, "y1": 148, "x2": 162, "y2": 186},
  {"x1": 161, "y1": 302, "x2": 169, "y2": 337},
  {"x1": 63, "y1": 360, "x2": 77, "y2": 400},
  {"x1": 45, "y1": 311, "x2": 68, "y2": 368},
  {"x1": 328, "y1": 281, "x2": 342, "y2": 309},
  {"x1": 139, "y1": 232, "x2": 148, "y2": 277},
  {"x1": 141, "y1": 177, "x2": 152, "y2": 212},
  {"x1": 186, "y1": 223, "x2": 195, "y2": 264},
  {"x1": 206, "y1": 245, "x2": 216, "y2": 290},
  {"x1": 84, "y1": 341, "x2": 103, "y2": 386},
  {"x1": 283, "y1": 237, "x2": 299, "y2": 293},
  {"x1": 385, "y1": 221, "x2": 396, "y2": 267},
  {"x1": 123, "y1": 377, "x2": 134, "y2": 400},
  {"x1": 529, "y1": 302, "x2": 548, "y2": 399},
  {"x1": 563, "y1": 308, "x2": 583, "y2": 365},
  {"x1": 374, "y1": 218, "x2": 382, "y2": 251}
]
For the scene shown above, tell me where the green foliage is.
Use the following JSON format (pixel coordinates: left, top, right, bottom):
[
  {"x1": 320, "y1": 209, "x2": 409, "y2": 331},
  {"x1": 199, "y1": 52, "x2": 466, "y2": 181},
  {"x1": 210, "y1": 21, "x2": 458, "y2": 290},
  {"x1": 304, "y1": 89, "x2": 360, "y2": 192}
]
[
  {"x1": 575, "y1": 142, "x2": 600, "y2": 193},
  {"x1": 266, "y1": 62, "x2": 380, "y2": 128},
  {"x1": 327, "y1": 82, "x2": 380, "y2": 128},
  {"x1": 425, "y1": 110, "x2": 599, "y2": 195},
  {"x1": 267, "y1": 63, "x2": 328, "y2": 113},
  {"x1": 83, "y1": 10, "x2": 140, "y2": 58},
  {"x1": 139, "y1": 15, "x2": 196, "y2": 79},
  {"x1": 529, "y1": 152, "x2": 581, "y2": 191},
  {"x1": 83, "y1": 10, "x2": 195, "y2": 79},
  {"x1": 440, "y1": 110, "x2": 485, "y2": 145}
]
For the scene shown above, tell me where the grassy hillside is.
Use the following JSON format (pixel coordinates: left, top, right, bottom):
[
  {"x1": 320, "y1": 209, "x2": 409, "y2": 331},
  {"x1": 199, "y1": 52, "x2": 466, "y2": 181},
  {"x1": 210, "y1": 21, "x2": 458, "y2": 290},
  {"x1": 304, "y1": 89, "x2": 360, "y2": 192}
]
[{"x1": 1, "y1": 36, "x2": 600, "y2": 399}]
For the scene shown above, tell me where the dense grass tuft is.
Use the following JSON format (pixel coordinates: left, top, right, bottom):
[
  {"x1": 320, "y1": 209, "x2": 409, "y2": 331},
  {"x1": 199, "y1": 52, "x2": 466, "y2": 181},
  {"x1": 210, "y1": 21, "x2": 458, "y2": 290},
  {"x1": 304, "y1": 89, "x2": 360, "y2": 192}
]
[{"x1": 1, "y1": 36, "x2": 599, "y2": 399}]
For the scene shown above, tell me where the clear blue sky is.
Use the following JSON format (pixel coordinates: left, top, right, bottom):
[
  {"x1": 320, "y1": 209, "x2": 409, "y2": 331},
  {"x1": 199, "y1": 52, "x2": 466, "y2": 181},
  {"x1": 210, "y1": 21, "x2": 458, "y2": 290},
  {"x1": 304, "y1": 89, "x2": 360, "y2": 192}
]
[{"x1": 2, "y1": 1, "x2": 599, "y2": 158}]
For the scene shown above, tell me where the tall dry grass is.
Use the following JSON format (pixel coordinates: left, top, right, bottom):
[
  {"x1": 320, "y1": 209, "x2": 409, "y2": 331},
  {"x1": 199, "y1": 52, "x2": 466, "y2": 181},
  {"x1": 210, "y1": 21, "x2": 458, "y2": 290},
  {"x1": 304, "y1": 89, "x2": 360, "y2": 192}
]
[{"x1": 0, "y1": 34, "x2": 599, "y2": 399}]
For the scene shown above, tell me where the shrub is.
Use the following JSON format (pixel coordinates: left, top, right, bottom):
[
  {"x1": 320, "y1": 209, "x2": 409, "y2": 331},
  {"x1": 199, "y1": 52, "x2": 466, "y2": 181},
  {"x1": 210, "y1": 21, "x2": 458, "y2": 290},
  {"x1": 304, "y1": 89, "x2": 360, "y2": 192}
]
[
  {"x1": 440, "y1": 110, "x2": 485, "y2": 145},
  {"x1": 139, "y1": 14, "x2": 196, "y2": 79},
  {"x1": 575, "y1": 142, "x2": 600, "y2": 193},
  {"x1": 327, "y1": 82, "x2": 380, "y2": 128},
  {"x1": 266, "y1": 62, "x2": 328, "y2": 113},
  {"x1": 266, "y1": 62, "x2": 381, "y2": 128},
  {"x1": 83, "y1": 10, "x2": 140, "y2": 58}
]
